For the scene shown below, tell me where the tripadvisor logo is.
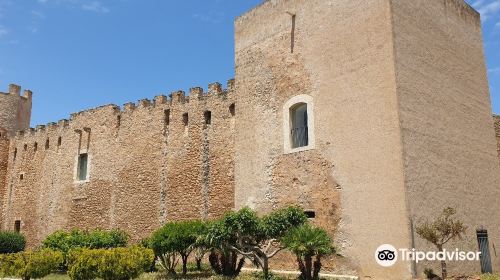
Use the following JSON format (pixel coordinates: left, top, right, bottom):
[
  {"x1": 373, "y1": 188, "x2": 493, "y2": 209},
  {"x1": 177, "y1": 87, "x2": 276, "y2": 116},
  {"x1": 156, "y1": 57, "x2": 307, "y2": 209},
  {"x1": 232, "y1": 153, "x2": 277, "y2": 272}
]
[
  {"x1": 375, "y1": 244, "x2": 398, "y2": 267},
  {"x1": 375, "y1": 244, "x2": 481, "y2": 267}
]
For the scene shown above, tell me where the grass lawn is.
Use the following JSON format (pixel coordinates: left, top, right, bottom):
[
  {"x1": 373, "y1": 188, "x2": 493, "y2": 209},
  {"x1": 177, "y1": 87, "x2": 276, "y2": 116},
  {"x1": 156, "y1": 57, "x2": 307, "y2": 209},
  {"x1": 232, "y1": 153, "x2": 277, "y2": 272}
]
[{"x1": 40, "y1": 271, "x2": 299, "y2": 280}]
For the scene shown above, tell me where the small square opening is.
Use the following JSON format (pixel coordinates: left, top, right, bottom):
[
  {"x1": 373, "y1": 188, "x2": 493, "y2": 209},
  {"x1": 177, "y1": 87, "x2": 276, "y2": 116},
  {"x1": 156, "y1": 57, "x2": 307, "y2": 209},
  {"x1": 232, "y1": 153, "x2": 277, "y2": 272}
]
[{"x1": 304, "y1": 210, "x2": 316, "y2": 219}]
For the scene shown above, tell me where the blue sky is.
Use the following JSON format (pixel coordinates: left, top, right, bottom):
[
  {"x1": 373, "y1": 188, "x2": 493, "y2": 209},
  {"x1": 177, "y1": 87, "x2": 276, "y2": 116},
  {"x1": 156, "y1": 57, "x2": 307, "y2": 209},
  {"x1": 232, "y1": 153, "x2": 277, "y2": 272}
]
[{"x1": 0, "y1": 0, "x2": 499, "y2": 126}]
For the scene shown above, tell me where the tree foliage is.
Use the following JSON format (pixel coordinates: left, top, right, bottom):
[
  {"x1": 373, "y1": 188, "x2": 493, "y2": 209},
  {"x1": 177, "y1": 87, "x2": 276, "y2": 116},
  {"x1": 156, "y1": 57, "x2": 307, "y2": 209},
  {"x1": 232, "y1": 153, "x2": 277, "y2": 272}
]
[
  {"x1": 150, "y1": 220, "x2": 206, "y2": 275},
  {"x1": 205, "y1": 206, "x2": 308, "y2": 279},
  {"x1": 416, "y1": 207, "x2": 467, "y2": 280}
]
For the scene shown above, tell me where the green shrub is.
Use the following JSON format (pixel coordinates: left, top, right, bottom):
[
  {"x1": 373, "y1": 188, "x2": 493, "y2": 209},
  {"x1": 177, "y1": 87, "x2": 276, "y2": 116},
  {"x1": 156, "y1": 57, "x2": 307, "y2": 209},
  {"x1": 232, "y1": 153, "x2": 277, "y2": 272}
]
[
  {"x1": 43, "y1": 229, "x2": 129, "y2": 254},
  {"x1": 98, "y1": 246, "x2": 154, "y2": 280},
  {"x1": 0, "y1": 231, "x2": 26, "y2": 254},
  {"x1": 67, "y1": 249, "x2": 101, "y2": 280},
  {"x1": 43, "y1": 228, "x2": 128, "y2": 271},
  {"x1": 0, "y1": 248, "x2": 63, "y2": 280},
  {"x1": 67, "y1": 246, "x2": 154, "y2": 280}
]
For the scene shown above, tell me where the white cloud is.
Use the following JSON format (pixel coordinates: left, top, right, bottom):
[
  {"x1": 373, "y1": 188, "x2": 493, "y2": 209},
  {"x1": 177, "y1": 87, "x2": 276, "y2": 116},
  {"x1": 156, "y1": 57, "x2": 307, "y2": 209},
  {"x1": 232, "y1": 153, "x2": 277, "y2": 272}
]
[
  {"x1": 0, "y1": 25, "x2": 9, "y2": 38},
  {"x1": 81, "y1": 1, "x2": 109, "y2": 14},
  {"x1": 473, "y1": 0, "x2": 500, "y2": 21},
  {"x1": 31, "y1": 10, "x2": 45, "y2": 19},
  {"x1": 489, "y1": 67, "x2": 500, "y2": 73}
]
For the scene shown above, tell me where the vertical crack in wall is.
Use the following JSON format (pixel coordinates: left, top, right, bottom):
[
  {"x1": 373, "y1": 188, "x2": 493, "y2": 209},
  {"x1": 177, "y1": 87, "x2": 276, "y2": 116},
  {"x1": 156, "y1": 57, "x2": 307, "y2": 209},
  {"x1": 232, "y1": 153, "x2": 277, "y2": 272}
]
[
  {"x1": 201, "y1": 127, "x2": 211, "y2": 219},
  {"x1": 159, "y1": 123, "x2": 169, "y2": 224}
]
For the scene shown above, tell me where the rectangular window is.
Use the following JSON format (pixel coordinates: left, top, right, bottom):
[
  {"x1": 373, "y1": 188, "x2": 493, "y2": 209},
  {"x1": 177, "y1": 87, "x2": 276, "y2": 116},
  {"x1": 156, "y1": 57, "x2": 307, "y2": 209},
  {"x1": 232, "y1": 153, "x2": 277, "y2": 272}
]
[
  {"x1": 290, "y1": 103, "x2": 309, "y2": 148},
  {"x1": 14, "y1": 220, "x2": 21, "y2": 233},
  {"x1": 77, "y1": 153, "x2": 89, "y2": 181},
  {"x1": 204, "y1": 111, "x2": 212, "y2": 125},
  {"x1": 477, "y1": 229, "x2": 493, "y2": 274}
]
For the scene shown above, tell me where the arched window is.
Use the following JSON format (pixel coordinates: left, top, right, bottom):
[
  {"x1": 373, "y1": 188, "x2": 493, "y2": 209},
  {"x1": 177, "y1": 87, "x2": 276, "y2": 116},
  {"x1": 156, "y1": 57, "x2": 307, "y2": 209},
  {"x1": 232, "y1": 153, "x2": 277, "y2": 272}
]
[
  {"x1": 283, "y1": 95, "x2": 315, "y2": 153},
  {"x1": 290, "y1": 103, "x2": 308, "y2": 148}
]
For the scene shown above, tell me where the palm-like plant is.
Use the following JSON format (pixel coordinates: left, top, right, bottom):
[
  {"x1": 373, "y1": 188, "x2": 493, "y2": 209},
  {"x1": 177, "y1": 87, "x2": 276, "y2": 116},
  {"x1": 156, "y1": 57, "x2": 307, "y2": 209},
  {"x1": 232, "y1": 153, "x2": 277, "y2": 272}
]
[{"x1": 282, "y1": 224, "x2": 335, "y2": 280}]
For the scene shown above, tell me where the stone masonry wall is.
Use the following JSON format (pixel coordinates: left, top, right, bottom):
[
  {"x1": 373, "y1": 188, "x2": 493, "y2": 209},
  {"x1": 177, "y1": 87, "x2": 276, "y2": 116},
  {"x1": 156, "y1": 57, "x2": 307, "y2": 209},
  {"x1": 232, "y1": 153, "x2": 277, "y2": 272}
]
[
  {"x1": 0, "y1": 136, "x2": 9, "y2": 227},
  {"x1": 495, "y1": 115, "x2": 500, "y2": 159},
  {"x1": 0, "y1": 81, "x2": 235, "y2": 247},
  {"x1": 391, "y1": 0, "x2": 500, "y2": 275},
  {"x1": 235, "y1": 0, "x2": 411, "y2": 278},
  {"x1": 0, "y1": 85, "x2": 32, "y2": 138}
]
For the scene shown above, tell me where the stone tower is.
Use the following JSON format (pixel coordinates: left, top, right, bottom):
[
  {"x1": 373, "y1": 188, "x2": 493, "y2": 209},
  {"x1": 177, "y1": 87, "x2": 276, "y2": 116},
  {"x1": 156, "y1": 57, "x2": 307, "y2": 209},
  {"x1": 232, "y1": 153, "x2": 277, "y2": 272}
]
[
  {"x1": 234, "y1": 0, "x2": 500, "y2": 279},
  {"x1": 0, "y1": 84, "x2": 32, "y2": 226},
  {"x1": 0, "y1": 84, "x2": 32, "y2": 137}
]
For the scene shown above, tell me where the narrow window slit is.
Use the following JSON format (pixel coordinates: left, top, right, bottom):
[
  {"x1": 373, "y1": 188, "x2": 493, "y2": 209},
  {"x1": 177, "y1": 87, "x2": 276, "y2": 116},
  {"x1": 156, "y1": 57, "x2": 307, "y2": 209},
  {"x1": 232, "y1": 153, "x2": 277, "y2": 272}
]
[
  {"x1": 229, "y1": 103, "x2": 235, "y2": 116},
  {"x1": 14, "y1": 220, "x2": 21, "y2": 233},
  {"x1": 164, "y1": 110, "x2": 170, "y2": 126},
  {"x1": 204, "y1": 111, "x2": 212, "y2": 126}
]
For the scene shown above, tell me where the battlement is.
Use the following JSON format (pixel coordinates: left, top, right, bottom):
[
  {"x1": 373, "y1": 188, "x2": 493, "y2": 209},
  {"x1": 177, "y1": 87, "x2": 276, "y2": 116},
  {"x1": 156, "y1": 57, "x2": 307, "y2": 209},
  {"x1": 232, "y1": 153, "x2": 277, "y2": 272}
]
[
  {"x1": 12, "y1": 79, "x2": 236, "y2": 141},
  {"x1": 0, "y1": 84, "x2": 33, "y2": 100}
]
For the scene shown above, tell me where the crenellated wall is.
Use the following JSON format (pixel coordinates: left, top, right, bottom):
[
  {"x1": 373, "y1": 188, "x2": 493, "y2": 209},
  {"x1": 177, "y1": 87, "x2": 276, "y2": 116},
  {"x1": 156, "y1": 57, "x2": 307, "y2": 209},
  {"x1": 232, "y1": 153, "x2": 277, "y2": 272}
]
[
  {"x1": 1, "y1": 81, "x2": 235, "y2": 246},
  {"x1": 1, "y1": 0, "x2": 499, "y2": 278}
]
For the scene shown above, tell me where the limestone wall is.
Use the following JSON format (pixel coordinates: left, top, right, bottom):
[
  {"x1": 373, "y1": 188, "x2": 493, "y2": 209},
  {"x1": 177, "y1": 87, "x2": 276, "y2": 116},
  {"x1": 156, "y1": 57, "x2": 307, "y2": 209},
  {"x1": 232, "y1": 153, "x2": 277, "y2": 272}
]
[
  {"x1": 235, "y1": 0, "x2": 411, "y2": 278},
  {"x1": 495, "y1": 115, "x2": 500, "y2": 159},
  {"x1": 0, "y1": 82, "x2": 235, "y2": 247},
  {"x1": 391, "y1": 0, "x2": 500, "y2": 275},
  {"x1": 0, "y1": 85, "x2": 32, "y2": 138},
  {"x1": 0, "y1": 136, "x2": 9, "y2": 227}
]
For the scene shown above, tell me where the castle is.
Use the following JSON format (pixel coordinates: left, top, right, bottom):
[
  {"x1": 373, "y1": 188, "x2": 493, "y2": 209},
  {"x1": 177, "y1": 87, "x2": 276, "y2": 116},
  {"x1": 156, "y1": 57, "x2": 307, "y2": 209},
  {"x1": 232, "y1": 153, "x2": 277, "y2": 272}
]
[{"x1": 1, "y1": 0, "x2": 500, "y2": 279}]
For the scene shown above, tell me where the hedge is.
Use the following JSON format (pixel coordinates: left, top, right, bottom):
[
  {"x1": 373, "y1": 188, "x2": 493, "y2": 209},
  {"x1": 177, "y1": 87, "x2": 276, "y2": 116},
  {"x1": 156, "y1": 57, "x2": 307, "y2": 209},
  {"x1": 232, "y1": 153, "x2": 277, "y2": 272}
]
[
  {"x1": 0, "y1": 248, "x2": 63, "y2": 280},
  {"x1": 43, "y1": 229, "x2": 129, "y2": 254},
  {"x1": 67, "y1": 246, "x2": 154, "y2": 280},
  {"x1": 0, "y1": 231, "x2": 26, "y2": 254}
]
